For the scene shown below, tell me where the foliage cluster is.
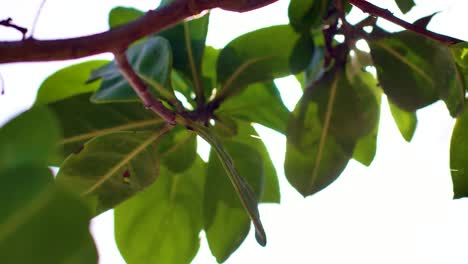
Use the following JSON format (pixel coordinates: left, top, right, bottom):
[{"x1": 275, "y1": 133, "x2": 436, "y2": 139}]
[{"x1": 1, "y1": 0, "x2": 468, "y2": 263}]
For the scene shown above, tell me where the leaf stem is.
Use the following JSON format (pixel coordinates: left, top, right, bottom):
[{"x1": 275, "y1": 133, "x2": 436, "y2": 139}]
[{"x1": 114, "y1": 51, "x2": 176, "y2": 124}]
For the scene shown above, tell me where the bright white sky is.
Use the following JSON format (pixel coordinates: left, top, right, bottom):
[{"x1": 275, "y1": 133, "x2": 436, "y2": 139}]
[{"x1": 1, "y1": 0, "x2": 468, "y2": 263}]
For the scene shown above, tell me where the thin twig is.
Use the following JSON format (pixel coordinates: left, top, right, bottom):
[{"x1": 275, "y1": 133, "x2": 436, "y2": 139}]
[
  {"x1": 0, "y1": 18, "x2": 27, "y2": 39},
  {"x1": 348, "y1": 0, "x2": 462, "y2": 45},
  {"x1": 114, "y1": 51, "x2": 176, "y2": 124},
  {"x1": 30, "y1": 0, "x2": 47, "y2": 37}
]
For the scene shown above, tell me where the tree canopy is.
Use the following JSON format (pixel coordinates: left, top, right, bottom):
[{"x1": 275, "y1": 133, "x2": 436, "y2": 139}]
[{"x1": 1, "y1": 0, "x2": 468, "y2": 263}]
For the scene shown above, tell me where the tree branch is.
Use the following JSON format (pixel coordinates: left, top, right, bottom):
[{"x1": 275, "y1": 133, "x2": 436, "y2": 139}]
[
  {"x1": 348, "y1": 0, "x2": 462, "y2": 45},
  {"x1": 0, "y1": 0, "x2": 278, "y2": 64},
  {"x1": 114, "y1": 51, "x2": 176, "y2": 124}
]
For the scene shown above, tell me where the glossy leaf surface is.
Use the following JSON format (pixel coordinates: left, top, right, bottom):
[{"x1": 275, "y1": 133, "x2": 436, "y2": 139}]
[{"x1": 388, "y1": 101, "x2": 417, "y2": 142}]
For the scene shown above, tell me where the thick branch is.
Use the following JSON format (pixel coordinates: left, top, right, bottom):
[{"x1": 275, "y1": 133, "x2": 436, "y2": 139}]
[
  {"x1": 114, "y1": 51, "x2": 176, "y2": 124},
  {"x1": 348, "y1": 0, "x2": 462, "y2": 45},
  {"x1": 0, "y1": 1, "x2": 208, "y2": 63},
  {"x1": 0, "y1": 0, "x2": 278, "y2": 64}
]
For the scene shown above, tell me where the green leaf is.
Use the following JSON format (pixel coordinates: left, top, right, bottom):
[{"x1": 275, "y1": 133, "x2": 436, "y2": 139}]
[
  {"x1": 285, "y1": 69, "x2": 354, "y2": 196},
  {"x1": 202, "y1": 46, "x2": 221, "y2": 98},
  {"x1": 0, "y1": 166, "x2": 97, "y2": 263},
  {"x1": 370, "y1": 31, "x2": 465, "y2": 116},
  {"x1": 451, "y1": 105, "x2": 468, "y2": 198},
  {"x1": 47, "y1": 93, "x2": 164, "y2": 163},
  {"x1": 216, "y1": 25, "x2": 314, "y2": 100},
  {"x1": 159, "y1": 14, "x2": 210, "y2": 103},
  {"x1": 450, "y1": 42, "x2": 468, "y2": 69},
  {"x1": 57, "y1": 128, "x2": 170, "y2": 215},
  {"x1": 314, "y1": 68, "x2": 379, "y2": 144},
  {"x1": 115, "y1": 158, "x2": 205, "y2": 264},
  {"x1": 90, "y1": 36, "x2": 175, "y2": 103},
  {"x1": 184, "y1": 120, "x2": 267, "y2": 247},
  {"x1": 204, "y1": 141, "x2": 264, "y2": 262},
  {"x1": 388, "y1": 100, "x2": 417, "y2": 142},
  {"x1": 350, "y1": 72, "x2": 382, "y2": 166},
  {"x1": 288, "y1": 0, "x2": 332, "y2": 32},
  {"x1": 35, "y1": 60, "x2": 109, "y2": 105},
  {"x1": 215, "y1": 120, "x2": 280, "y2": 203},
  {"x1": 395, "y1": 0, "x2": 415, "y2": 14},
  {"x1": 109, "y1": 7, "x2": 144, "y2": 28},
  {"x1": 0, "y1": 106, "x2": 60, "y2": 170},
  {"x1": 160, "y1": 127, "x2": 197, "y2": 173},
  {"x1": 216, "y1": 81, "x2": 289, "y2": 134}
]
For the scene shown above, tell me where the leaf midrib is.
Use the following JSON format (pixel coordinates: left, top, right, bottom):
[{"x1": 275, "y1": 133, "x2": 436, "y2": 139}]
[
  {"x1": 82, "y1": 126, "x2": 171, "y2": 195},
  {"x1": 377, "y1": 42, "x2": 434, "y2": 85},
  {"x1": 60, "y1": 119, "x2": 164, "y2": 145}
]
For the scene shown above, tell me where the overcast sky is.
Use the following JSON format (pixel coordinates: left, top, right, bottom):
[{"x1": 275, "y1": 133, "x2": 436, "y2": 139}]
[{"x1": 1, "y1": 0, "x2": 468, "y2": 263}]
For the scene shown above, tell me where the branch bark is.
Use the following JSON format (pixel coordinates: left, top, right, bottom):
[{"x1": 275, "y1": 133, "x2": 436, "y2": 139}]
[
  {"x1": 0, "y1": 0, "x2": 278, "y2": 64},
  {"x1": 348, "y1": 0, "x2": 462, "y2": 45}
]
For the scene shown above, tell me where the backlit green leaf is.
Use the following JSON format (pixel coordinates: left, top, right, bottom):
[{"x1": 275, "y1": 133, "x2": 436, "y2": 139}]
[
  {"x1": 288, "y1": 0, "x2": 332, "y2": 32},
  {"x1": 115, "y1": 158, "x2": 205, "y2": 264},
  {"x1": 160, "y1": 127, "x2": 197, "y2": 173},
  {"x1": 314, "y1": 68, "x2": 379, "y2": 144},
  {"x1": 216, "y1": 25, "x2": 314, "y2": 100},
  {"x1": 350, "y1": 72, "x2": 382, "y2": 166},
  {"x1": 0, "y1": 106, "x2": 60, "y2": 169},
  {"x1": 90, "y1": 37, "x2": 175, "y2": 103},
  {"x1": 370, "y1": 31, "x2": 465, "y2": 116},
  {"x1": 57, "y1": 128, "x2": 171, "y2": 215},
  {"x1": 450, "y1": 42, "x2": 468, "y2": 69},
  {"x1": 232, "y1": 121, "x2": 280, "y2": 203},
  {"x1": 159, "y1": 14, "x2": 210, "y2": 103},
  {"x1": 109, "y1": 7, "x2": 144, "y2": 28},
  {"x1": 0, "y1": 166, "x2": 97, "y2": 263},
  {"x1": 47, "y1": 93, "x2": 164, "y2": 163},
  {"x1": 35, "y1": 60, "x2": 108, "y2": 105},
  {"x1": 388, "y1": 100, "x2": 417, "y2": 142},
  {"x1": 450, "y1": 105, "x2": 468, "y2": 198},
  {"x1": 285, "y1": 69, "x2": 354, "y2": 196},
  {"x1": 204, "y1": 141, "x2": 264, "y2": 262},
  {"x1": 216, "y1": 81, "x2": 289, "y2": 134},
  {"x1": 184, "y1": 120, "x2": 266, "y2": 247}
]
